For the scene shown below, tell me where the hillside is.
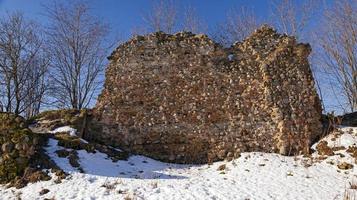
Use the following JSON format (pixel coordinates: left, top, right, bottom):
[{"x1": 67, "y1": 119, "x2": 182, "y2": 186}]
[{"x1": 0, "y1": 123, "x2": 355, "y2": 200}]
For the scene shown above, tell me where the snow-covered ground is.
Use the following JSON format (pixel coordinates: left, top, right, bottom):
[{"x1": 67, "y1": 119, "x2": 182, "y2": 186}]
[
  {"x1": 1, "y1": 127, "x2": 357, "y2": 200},
  {"x1": 49, "y1": 126, "x2": 78, "y2": 136}
]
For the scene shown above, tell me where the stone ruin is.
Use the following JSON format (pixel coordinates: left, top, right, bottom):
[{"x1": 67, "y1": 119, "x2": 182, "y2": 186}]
[{"x1": 93, "y1": 25, "x2": 323, "y2": 164}]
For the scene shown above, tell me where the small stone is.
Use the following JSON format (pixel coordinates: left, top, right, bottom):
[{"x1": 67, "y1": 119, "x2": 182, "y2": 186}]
[
  {"x1": 55, "y1": 149, "x2": 70, "y2": 158},
  {"x1": 32, "y1": 137, "x2": 39, "y2": 145},
  {"x1": 217, "y1": 150, "x2": 227, "y2": 159},
  {"x1": 15, "y1": 143, "x2": 23, "y2": 150},
  {"x1": 168, "y1": 154, "x2": 175, "y2": 161},
  {"x1": 337, "y1": 162, "x2": 353, "y2": 170},
  {"x1": 39, "y1": 188, "x2": 50, "y2": 195},
  {"x1": 68, "y1": 153, "x2": 80, "y2": 168},
  {"x1": 54, "y1": 178, "x2": 62, "y2": 184},
  {"x1": 2, "y1": 142, "x2": 14, "y2": 153},
  {"x1": 217, "y1": 164, "x2": 226, "y2": 171}
]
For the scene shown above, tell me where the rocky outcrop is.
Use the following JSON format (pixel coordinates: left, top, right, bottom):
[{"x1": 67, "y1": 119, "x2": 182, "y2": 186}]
[
  {"x1": 94, "y1": 25, "x2": 323, "y2": 164},
  {"x1": 0, "y1": 113, "x2": 38, "y2": 183}
]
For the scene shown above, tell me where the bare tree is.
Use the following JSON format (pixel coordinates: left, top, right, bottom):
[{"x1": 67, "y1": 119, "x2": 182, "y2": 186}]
[
  {"x1": 143, "y1": 0, "x2": 178, "y2": 34},
  {"x1": 182, "y1": 5, "x2": 206, "y2": 34},
  {"x1": 213, "y1": 7, "x2": 260, "y2": 46},
  {"x1": 269, "y1": 0, "x2": 318, "y2": 39},
  {"x1": 45, "y1": 1, "x2": 109, "y2": 110},
  {"x1": 23, "y1": 57, "x2": 48, "y2": 118},
  {"x1": 318, "y1": 0, "x2": 357, "y2": 112},
  {"x1": 0, "y1": 12, "x2": 48, "y2": 117}
]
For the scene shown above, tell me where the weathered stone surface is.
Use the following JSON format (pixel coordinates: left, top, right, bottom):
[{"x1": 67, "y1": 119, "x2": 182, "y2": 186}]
[
  {"x1": 93, "y1": 25, "x2": 323, "y2": 164},
  {"x1": 2, "y1": 142, "x2": 14, "y2": 153},
  {"x1": 0, "y1": 113, "x2": 39, "y2": 183}
]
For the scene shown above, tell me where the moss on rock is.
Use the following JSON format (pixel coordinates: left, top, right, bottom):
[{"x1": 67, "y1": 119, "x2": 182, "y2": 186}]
[
  {"x1": 33, "y1": 109, "x2": 88, "y2": 132},
  {"x1": 54, "y1": 133, "x2": 95, "y2": 153},
  {"x1": 0, "y1": 113, "x2": 39, "y2": 184}
]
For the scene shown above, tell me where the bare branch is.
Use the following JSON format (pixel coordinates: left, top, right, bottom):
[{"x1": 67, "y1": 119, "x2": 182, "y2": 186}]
[
  {"x1": 317, "y1": 0, "x2": 357, "y2": 112},
  {"x1": 182, "y1": 5, "x2": 207, "y2": 34},
  {"x1": 0, "y1": 12, "x2": 49, "y2": 117},
  {"x1": 212, "y1": 7, "x2": 260, "y2": 46},
  {"x1": 142, "y1": 0, "x2": 178, "y2": 34},
  {"x1": 45, "y1": 1, "x2": 109, "y2": 109}
]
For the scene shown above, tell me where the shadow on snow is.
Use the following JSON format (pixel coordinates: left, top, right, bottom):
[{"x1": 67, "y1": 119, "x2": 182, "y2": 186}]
[{"x1": 45, "y1": 138, "x2": 190, "y2": 180}]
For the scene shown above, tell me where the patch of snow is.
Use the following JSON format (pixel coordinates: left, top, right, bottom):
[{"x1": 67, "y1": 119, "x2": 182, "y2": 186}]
[
  {"x1": 80, "y1": 138, "x2": 89, "y2": 144},
  {"x1": 312, "y1": 127, "x2": 357, "y2": 150},
  {"x1": 49, "y1": 126, "x2": 77, "y2": 136},
  {"x1": 46, "y1": 139, "x2": 79, "y2": 173},
  {"x1": 1, "y1": 127, "x2": 357, "y2": 199},
  {"x1": 110, "y1": 146, "x2": 123, "y2": 152}
]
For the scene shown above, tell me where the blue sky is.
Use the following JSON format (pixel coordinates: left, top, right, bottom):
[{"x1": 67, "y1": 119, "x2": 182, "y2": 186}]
[
  {"x1": 0, "y1": 0, "x2": 342, "y2": 113},
  {"x1": 0, "y1": 0, "x2": 272, "y2": 41}
]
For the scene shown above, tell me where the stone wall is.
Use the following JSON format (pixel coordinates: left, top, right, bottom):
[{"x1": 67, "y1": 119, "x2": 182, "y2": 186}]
[{"x1": 93, "y1": 25, "x2": 322, "y2": 164}]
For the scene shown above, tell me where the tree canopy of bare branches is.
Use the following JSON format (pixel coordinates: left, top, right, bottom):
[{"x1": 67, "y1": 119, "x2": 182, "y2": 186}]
[
  {"x1": 45, "y1": 1, "x2": 109, "y2": 110},
  {"x1": 143, "y1": 0, "x2": 178, "y2": 34},
  {"x1": 182, "y1": 5, "x2": 206, "y2": 34},
  {"x1": 0, "y1": 12, "x2": 49, "y2": 117},
  {"x1": 318, "y1": 0, "x2": 357, "y2": 112},
  {"x1": 213, "y1": 7, "x2": 260, "y2": 46},
  {"x1": 269, "y1": 0, "x2": 318, "y2": 39}
]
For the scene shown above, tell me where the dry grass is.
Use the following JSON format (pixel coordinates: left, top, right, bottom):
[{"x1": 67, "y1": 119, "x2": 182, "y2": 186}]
[
  {"x1": 344, "y1": 189, "x2": 357, "y2": 200},
  {"x1": 344, "y1": 179, "x2": 357, "y2": 200},
  {"x1": 151, "y1": 181, "x2": 158, "y2": 189},
  {"x1": 302, "y1": 156, "x2": 313, "y2": 168},
  {"x1": 124, "y1": 194, "x2": 136, "y2": 200},
  {"x1": 350, "y1": 179, "x2": 357, "y2": 190},
  {"x1": 101, "y1": 179, "x2": 122, "y2": 191}
]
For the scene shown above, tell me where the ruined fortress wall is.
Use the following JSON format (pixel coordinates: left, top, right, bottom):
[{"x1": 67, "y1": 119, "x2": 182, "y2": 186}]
[{"x1": 93, "y1": 25, "x2": 322, "y2": 164}]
